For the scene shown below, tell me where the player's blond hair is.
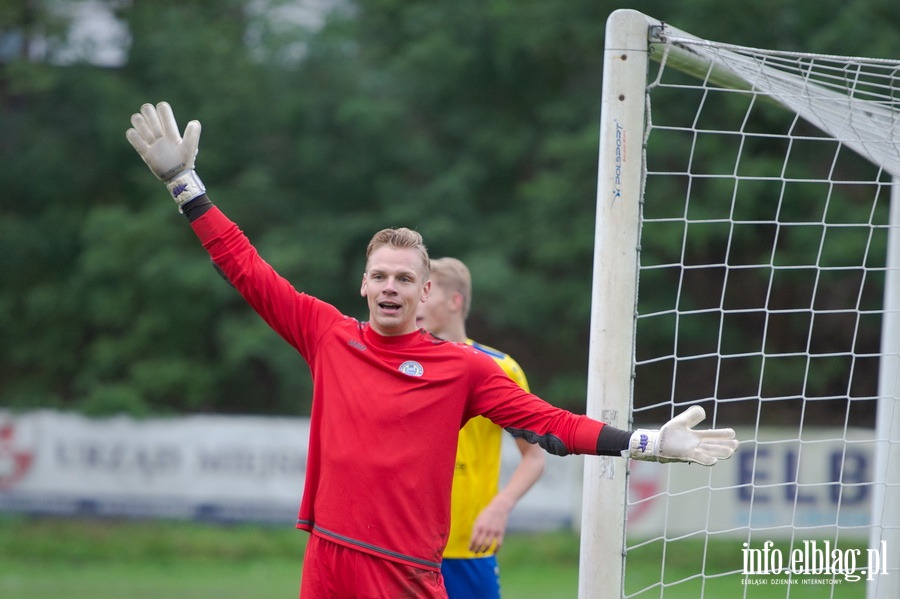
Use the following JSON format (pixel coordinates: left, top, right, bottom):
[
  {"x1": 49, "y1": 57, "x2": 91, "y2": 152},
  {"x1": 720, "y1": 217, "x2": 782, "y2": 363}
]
[
  {"x1": 429, "y1": 257, "x2": 472, "y2": 318},
  {"x1": 365, "y1": 227, "x2": 431, "y2": 280}
]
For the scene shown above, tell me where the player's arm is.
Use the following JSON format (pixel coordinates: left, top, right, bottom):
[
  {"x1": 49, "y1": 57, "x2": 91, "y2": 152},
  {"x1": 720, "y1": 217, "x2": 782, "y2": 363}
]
[
  {"x1": 474, "y1": 360, "x2": 739, "y2": 465},
  {"x1": 590, "y1": 405, "x2": 739, "y2": 466},
  {"x1": 501, "y1": 396, "x2": 738, "y2": 466},
  {"x1": 623, "y1": 405, "x2": 739, "y2": 465},
  {"x1": 125, "y1": 102, "x2": 251, "y2": 288},
  {"x1": 124, "y1": 101, "x2": 336, "y2": 357},
  {"x1": 468, "y1": 437, "x2": 545, "y2": 554}
]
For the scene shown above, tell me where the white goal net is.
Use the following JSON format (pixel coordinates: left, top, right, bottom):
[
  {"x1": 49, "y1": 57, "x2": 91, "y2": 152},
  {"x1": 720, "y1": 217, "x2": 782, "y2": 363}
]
[{"x1": 581, "y1": 9, "x2": 900, "y2": 599}]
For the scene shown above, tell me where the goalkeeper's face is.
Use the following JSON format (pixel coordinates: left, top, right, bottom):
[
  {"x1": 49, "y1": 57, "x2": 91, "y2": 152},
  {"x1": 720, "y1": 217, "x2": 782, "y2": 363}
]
[{"x1": 361, "y1": 247, "x2": 431, "y2": 337}]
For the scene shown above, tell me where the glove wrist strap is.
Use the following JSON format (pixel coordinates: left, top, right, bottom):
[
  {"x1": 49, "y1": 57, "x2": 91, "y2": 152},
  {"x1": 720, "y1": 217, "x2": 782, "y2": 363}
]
[
  {"x1": 165, "y1": 170, "x2": 206, "y2": 210},
  {"x1": 625, "y1": 429, "x2": 659, "y2": 461}
]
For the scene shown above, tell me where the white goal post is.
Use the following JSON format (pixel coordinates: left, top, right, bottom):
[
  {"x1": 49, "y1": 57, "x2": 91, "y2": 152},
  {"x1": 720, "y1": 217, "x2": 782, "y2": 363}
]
[{"x1": 582, "y1": 9, "x2": 900, "y2": 598}]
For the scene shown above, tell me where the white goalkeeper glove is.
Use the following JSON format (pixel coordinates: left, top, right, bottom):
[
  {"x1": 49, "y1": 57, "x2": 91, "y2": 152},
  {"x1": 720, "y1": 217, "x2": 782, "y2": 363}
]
[
  {"x1": 126, "y1": 101, "x2": 205, "y2": 210},
  {"x1": 625, "y1": 406, "x2": 738, "y2": 466}
]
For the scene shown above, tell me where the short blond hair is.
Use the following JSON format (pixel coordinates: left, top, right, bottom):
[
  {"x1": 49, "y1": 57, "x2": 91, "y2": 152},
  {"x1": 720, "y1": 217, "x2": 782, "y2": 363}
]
[
  {"x1": 429, "y1": 257, "x2": 472, "y2": 318},
  {"x1": 365, "y1": 227, "x2": 431, "y2": 279}
]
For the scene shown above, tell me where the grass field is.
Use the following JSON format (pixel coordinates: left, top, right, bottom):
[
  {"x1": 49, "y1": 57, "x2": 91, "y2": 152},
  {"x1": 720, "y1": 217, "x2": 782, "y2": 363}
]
[{"x1": 0, "y1": 515, "x2": 869, "y2": 598}]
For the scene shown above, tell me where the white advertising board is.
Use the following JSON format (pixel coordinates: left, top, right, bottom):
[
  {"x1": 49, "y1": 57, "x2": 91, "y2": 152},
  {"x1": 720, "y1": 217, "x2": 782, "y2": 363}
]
[
  {"x1": 0, "y1": 412, "x2": 876, "y2": 539},
  {"x1": 0, "y1": 410, "x2": 308, "y2": 523}
]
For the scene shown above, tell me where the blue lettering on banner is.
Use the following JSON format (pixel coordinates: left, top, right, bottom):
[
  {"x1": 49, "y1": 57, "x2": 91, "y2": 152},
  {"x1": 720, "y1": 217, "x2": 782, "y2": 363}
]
[
  {"x1": 196, "y1": 448, "x2": 306, "y2": 479},
  {"x1": 54, "y1": 441, "x2": 181, "y2": 478},
  {"x1": 737, "y1": 447, "x2": 870, "y2": 506},
  {"x1": 53, "y1": 441, "x2": 305, "y2": 480},
  {"x1": 832, "y1": 451, "x2": 868, "y2": 504}
]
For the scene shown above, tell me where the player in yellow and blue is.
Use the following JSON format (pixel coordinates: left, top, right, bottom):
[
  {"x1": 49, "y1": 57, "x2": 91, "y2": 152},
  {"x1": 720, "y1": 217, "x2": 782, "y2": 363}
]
[{"x1": 417, "y1": 257, "x2": 546, "y2": 599}]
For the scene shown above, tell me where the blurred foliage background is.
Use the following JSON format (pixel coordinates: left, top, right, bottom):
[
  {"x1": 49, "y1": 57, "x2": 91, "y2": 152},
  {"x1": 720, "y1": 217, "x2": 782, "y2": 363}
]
[{"x1": 1, "y1": 0, "x2": 898, "y2": 419}]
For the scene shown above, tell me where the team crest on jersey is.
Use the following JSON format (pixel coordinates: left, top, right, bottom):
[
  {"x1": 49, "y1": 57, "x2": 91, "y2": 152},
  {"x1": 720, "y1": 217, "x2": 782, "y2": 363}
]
[{"x1": 398, "y1": 361, "x2": 424, "y2": 377}]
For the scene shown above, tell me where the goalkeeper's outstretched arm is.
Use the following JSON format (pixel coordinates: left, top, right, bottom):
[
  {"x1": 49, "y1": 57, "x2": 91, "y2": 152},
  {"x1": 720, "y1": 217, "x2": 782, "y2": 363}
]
[
  {"x1": 565, "y1": 405, "x2": 737, "y2": 466},
  {"x1": 125, "y1": 101, "x2": 740, "y2": 468}
]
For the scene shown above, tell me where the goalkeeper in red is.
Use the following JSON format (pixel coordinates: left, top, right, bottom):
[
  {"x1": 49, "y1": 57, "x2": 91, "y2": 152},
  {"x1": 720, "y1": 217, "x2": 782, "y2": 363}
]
[{"x1": 126, "y1": 102, "x2": 740, "y2": 599}]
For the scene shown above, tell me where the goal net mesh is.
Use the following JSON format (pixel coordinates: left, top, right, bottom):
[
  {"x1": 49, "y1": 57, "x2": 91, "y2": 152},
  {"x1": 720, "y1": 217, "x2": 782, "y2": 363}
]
[{"x1": 624, "y1": 22, "x2": 900, "y2": 597}]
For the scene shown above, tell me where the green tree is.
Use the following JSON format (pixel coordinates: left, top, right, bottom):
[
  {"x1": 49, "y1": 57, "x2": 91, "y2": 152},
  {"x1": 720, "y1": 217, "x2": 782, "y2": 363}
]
[{"x1": 2, "y1": 0, "x2": 897, "y2": 418}]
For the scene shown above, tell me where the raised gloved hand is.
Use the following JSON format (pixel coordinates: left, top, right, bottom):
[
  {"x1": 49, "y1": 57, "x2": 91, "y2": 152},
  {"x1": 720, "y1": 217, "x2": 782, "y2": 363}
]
[
  {"x1": 126, "y1": 101, "x2": 205, "y2": 210},
  {"x1": 625, "y1": 406, "x2": 738, "y2": 466}
]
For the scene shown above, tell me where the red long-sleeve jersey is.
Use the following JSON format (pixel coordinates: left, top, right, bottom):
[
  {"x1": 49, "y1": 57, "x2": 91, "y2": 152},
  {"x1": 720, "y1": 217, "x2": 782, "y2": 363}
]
[{"x1": 191, "y1": 207, "x2": 604, "y2": 571}]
